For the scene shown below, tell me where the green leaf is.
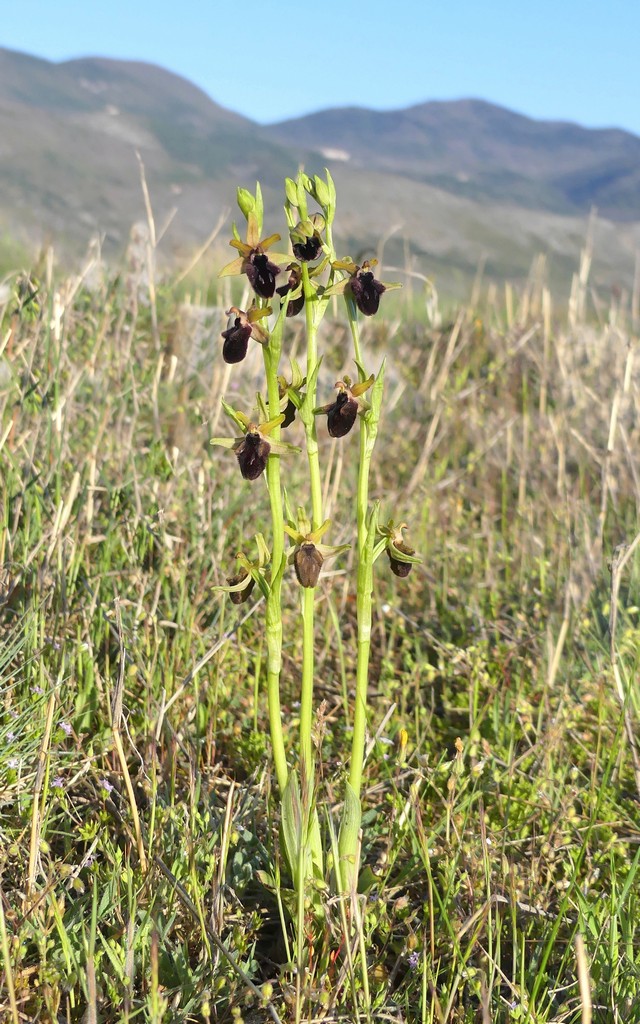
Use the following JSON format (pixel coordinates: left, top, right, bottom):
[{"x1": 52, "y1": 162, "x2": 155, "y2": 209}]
[
  {"x1": 367, "y1": 359, "x2": 386, "y2": 427},
  {"x1": 338, "y1": 782, "x2": 362, "y2": 893},
  {"x1": 281, "y1": 773, "x2": 302, "y2": 889},
  {"x1": 255, "y1": 869, "x2": 276, "y2": 891},
  {"x1": 308, "y1": 811, "x2": 324, "y2": 884}
]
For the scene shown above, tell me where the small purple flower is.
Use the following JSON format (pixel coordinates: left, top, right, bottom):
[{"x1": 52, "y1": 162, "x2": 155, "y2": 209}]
[
  {"x1": 407, "y1": 950, "x2": 420, "y2": 970},
  {"x1": 32, "y1": 685, "x2": 44, "y2": 695},
  {"x1": 7, "y1": 730, "x2": 16, "y2": 741},
  {"x1": 53, "y1": 776, "x2": 64, "y2": 789},
  {"x1": 60, "y1": 721, "x2": 73, "y2": 736},
  {"x1": 100, "y1": 778, "x2": 114, "y2": 794},
  {"x1": 8, "y1": 757, "x2": 20, "y2": 769}
]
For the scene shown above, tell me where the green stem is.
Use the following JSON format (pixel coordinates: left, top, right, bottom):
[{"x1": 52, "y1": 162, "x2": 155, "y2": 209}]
[
  {"x1": 301, "y1": 262, "x2": 323, "y2": 531},
  {"x1": 344, "y1": 306, "x2": 383, "y2": 839},
  {"x1": 350, "y1": 427, "x2": 373, "y2": 799},
  {"x1": 264, "y1": 337, "x2": 288, "y2": 794},
  {"x1": 347, "y1": 299, "x2": 368, "y2": 550},
  {"x1": 300, "y1": 585, "x2": 315, "y2": 791},
  {"x1": 297, "y1": 262, "x2": 324, "y2": 791}
]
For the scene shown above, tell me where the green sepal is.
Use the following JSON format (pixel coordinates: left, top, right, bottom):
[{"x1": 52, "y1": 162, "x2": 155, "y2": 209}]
[
  {"x1": 267, "y1": 438, "x2": 302, "y2": 456},
  {"x1": 220, "y1": 399, "x2": 249, "y2": 432},
  {"x1": 218, "y1": 256, "x2": 245, "y2": 278},
  {"x1": 322, "y1": 278, "x2": 348, "y2": 299},
  {"x1": 209, "y1": 436, "x2": 237, "y2": 450},
  {"x1": 255, "y1": 532, "x2": 271, "y2": 566},
  {"x1": 290, "y1": 358, "x2": 305, "y2": 389},
  {"x1": 388, "y1": 541, "x2": 422, "y2": 566}
]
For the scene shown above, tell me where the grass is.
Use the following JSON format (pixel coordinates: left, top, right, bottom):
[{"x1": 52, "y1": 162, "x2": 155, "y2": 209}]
[{"x1": 1, "y1": 232, "x2": 640, "y2": 1023}]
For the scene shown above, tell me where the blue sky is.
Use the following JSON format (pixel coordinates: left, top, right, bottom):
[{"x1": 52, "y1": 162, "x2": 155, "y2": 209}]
[{"x1": 4, "y1": 0, "x2": 640, "y2": 134}]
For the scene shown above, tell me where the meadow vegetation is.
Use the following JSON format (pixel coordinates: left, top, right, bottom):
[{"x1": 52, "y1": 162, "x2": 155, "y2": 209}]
[{"x1": 1, "y1": 207, "x2": 640, "y2": 1023}]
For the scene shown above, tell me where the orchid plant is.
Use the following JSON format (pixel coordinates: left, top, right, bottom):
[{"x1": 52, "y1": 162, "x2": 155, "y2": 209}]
[{"x1": 211, "y1": 173, "x2": 418, "y2": 913}]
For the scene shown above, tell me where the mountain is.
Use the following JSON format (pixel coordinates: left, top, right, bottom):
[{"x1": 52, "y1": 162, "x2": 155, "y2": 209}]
[
  {"x1": 1, "y1": 46, "x2": 639, "y2": 297},
  {"x1": 265, "y1": 100, "x2": 640, "y2": 222}
]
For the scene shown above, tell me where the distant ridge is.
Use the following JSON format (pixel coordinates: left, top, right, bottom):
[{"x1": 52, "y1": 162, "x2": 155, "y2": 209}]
[
  {"x1": 265, "y1": 98, "x2": 640, "y2": 222},
  {"x1": 1, "y1": 46, "x2": 639, "y2": 295}
]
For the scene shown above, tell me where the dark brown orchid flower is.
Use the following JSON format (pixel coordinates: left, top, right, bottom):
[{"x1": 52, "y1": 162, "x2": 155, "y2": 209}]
[
  {"x1": 226, "y1": 569, "x2": 256, "y2": 604},
  {"x1": 276, "y1": 264, "x2": 304, "y2": 317},
  {"x1": 245, "y1": 251, "x2": 281, "y2": 298},
  {"x1": 219, "y1": 213, "x2": 292, "y2": 299},
  {"x1": 315, "y1": 375, "x2": 375, "y2": 438},
  {"x1": 211, "y1": 405, "x2": 300, "y2": 482},
  {"x1": 327, "y1": 390, "x2": 357, "y2": 438},
  {"x1": 349, "y1": 261, "x2": 386, "y2": 316},
  {"x1": 387, "y1": 541, "x2": 415, "y2": 578},
  {"x1": 277, "y1": 362, "x2": 306, "y2": 428},
  {"x1": 235, "y1": 430, "x2": 272, "y2": 480},
  {"x1": 221, "y1": 305, "x2": 269, "y2": 364},
  {"x1": 216, "y1": 534, "x2": 270, "y2": 604},
  {"x1": 379, "y1": 521, "x2": 420, "y2": 578},
  {"x1": 324, "y1": 258, "x2": 400, "y2": 316},
  {"x1": 293, "y1": 236, "x2": 322, "y2": 262},
  {"x1": 294, "y1": 543, "x2": 324, "y2": 588},
  {"x1": 278, "y1": 385, "x2": 297, "y2": 428},
  {"x1": 284, "y1": 512, "x2": 349, "y2": 590}
]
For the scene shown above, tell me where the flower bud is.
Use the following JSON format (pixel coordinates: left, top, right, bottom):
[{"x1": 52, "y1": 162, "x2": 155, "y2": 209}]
[{"x1": 236, "y1": 188, "x2": 256, "y2": 220}]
